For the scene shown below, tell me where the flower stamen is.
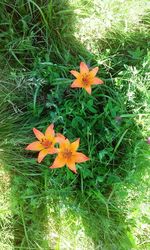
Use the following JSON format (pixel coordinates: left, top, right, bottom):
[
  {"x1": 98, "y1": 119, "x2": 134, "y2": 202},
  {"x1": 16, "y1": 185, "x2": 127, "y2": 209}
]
[
  {"x1": 41, "y1": 138, "x2": 53, "y2": 148},
  {"x1": 62, "y1": 149, "x2": 72, "y2": 159},
  {"x1": 82, "y1": 74, "x2": 89, "y2": 86}
]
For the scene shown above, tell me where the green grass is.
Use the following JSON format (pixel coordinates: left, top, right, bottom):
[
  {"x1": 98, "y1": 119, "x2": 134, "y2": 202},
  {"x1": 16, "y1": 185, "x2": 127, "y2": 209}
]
[{"x1": 0, "y1": 0, "x2": 150, "y2": 249}]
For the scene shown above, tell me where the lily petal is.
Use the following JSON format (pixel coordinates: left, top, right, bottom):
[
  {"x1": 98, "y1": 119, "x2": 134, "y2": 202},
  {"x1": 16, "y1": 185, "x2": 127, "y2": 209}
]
[
  {"x1": 26, "y1": 141, "x2": 44, "y2": 151},
  {"x1": 56, "y1": 133, "x2": 66, "y2": 143},
  {"x1": 84, "y1": 86, "x2": 92, "y2": 95},
  {"x1": 45, "y1": 124, "x2": 55, "y2": 137},
  {"x1": 67, "y1": 161, "x2": 77, "y2": 174},
  {"x1": 93, "y1": 77, "x2": 103, "y2": 85},
  {"x1": 75, "y1": 152, "x2": 89, "y2": 163},
  {"x1": 80, "y1": 62, "x2": 89, "y2": 74},
  {"x1": 50, "y1": 155, "x2": 66, "y2": 169},
  {"x1": 90, "y1": 67, "x2": 99, "y2": 77},
  {"x1": 33, "y1": 128, "x2": 44, "y2": 141},
  {"x1": 70, "y1": 70, "x2": 80, "y2": 78},
  {"x1": 60, "y1": 139, "x2": 70, "y2": 151},
  {"x1": 38, "y1": 148, "x2": 49, "y2": 163},
  {"x1": 48, "y1": 147, "x2": 58, "y2": 154},
  {"x1": 71, "y1": 138, "x2": 80, "y2": 152},
  {"x1": 71, "y1": 79, "x2": 82, "y2": 88}
]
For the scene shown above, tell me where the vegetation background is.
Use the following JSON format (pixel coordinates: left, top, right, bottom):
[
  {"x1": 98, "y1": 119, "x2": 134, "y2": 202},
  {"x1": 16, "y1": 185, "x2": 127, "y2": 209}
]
[{"x1": 0, "y1": 0, "x2": 150, "y2": 249}]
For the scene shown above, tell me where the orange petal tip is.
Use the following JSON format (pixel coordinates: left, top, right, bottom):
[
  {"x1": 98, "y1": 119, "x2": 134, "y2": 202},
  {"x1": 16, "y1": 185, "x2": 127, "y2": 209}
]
[{"x1": 49, "y1": 165, "x2": 54, "y2": 169}]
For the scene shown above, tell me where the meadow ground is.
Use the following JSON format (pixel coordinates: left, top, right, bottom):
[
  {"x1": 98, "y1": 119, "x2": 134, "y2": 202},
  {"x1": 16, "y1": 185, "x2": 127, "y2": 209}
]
[{"x1": 0, "y1": 0, "x2": 150, "y2": 249}]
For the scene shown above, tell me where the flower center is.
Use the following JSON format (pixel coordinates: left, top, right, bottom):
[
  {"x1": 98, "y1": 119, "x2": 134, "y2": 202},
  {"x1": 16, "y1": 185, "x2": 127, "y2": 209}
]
[
  {"x1": 82, "y1": 74, "x2": 90, "y2": 86},
  {"x1": 62, "y1": 149, "x2": 72, "y2": 159},
  {"x1": 41, "y1": 138, "x2": 52, "y2": 148}
]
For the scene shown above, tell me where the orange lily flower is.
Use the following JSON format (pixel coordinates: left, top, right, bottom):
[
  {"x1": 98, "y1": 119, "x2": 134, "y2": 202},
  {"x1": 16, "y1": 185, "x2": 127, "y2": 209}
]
[
  {"x1": 26, "y1": 124, "x2": 60, "y2": 163},
  {"x1": 70, "y1": 62, "x2": 103, "y2": 94},
  {"x1": 49, "y1": 137, "x2": 89, "y2": 173}
]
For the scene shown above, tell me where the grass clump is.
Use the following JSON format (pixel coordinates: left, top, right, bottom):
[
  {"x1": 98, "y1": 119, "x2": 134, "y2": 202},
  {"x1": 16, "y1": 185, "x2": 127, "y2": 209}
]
[{"x1": 0, "y1": 0, "x2": 150, "y2": 249}]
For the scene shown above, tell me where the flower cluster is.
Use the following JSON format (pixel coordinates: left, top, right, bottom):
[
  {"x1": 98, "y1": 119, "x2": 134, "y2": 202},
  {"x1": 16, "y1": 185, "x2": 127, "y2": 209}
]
[
  {"x1": 26, "y1": 62, "x2": 103, "y2": 173},
  {"x1": 26, "y1": 124, "x2": 89, "y2": 174}
]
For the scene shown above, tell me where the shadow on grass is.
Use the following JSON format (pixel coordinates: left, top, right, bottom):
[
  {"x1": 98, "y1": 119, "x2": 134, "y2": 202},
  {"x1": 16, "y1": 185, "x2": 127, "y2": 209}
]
[
  {"x1": 0, "y1": 1, "x2": 150, "y2": 249},
  {"x1": 11, "y1": 170, "x2": 48, "y2": 249},
  {"x1": 0, "y1": 109, "x2": 48, "y2": 249}
]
